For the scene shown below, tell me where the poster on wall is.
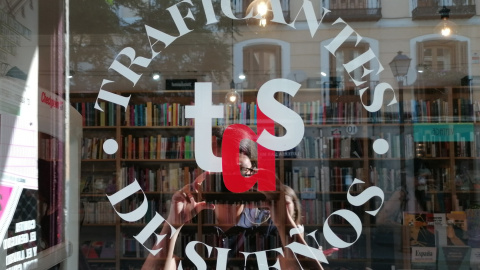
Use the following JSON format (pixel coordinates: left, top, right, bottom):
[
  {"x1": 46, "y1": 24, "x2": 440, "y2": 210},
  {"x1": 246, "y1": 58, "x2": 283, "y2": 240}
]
[{"x1": 0, "y1": 2, "x2": 40, "y2": 270}]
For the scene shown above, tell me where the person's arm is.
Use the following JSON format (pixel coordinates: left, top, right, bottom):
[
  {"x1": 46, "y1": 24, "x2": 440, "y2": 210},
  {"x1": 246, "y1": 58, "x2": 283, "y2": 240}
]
[
  {"x1": 269, "y1": 195, "x2": 324, "y2": 270},
  {"x1": 276, "y1": 213, "x2": 324, "y2": 270},
  {"x1": 141, "y1": 221, "x2": 181, "y2": 270},
  {"x1": 142, "y1": 172, "x2": 213, "y2": 270}
]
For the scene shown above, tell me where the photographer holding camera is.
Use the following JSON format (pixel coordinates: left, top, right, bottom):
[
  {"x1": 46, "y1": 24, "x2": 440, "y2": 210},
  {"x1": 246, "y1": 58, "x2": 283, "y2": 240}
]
[{"x1": 141, "y1": 129, "x2": 322, "y2": 270}]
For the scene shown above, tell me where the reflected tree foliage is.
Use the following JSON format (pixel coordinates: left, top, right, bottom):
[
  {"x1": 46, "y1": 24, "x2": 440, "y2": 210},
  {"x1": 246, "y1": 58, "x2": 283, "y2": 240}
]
[{"x1": 70, "y1": 0, "x2": 236, "y2": 91}]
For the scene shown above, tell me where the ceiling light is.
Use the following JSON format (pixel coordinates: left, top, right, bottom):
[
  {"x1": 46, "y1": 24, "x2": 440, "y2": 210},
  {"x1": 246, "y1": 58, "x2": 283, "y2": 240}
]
[
  {"x1": 257, "y1": 1, "x2": 268, "y2": 16},
  {"x1": 435, "y1": 5, "x2": 456, "y2": 37},
  {"x1": 152, "y1": 71, "x2": 161, "y2": 81},
  {"x1": 246, "y1": 0, "x2": 271, "y2": 28},
  {"x1": 225, "y1": 90, "x2": 241, "y2": 104}
]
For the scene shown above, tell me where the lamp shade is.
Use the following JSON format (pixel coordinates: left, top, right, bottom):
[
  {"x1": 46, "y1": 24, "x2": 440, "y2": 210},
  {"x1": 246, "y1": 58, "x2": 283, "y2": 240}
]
[{"x1": 389, "y1": 51, "x2": 411, "y2": 77}]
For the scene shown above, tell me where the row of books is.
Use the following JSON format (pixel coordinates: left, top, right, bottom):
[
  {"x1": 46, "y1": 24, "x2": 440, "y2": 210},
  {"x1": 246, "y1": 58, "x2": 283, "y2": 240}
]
[
  {"x1": 453, "y1": 98, "x2": 479, "y2": 123},
  {"x1": 408, "y1": 98, "x2": 449, "y2": 123},
  {"x1": 454, "y1": 131, "x2": 480, "y2": 157},
  {"x1": 123, "y1": 102, "x2": 194, "y2": 127},
  {"x1": 414, "y1": 131, "x2": 480, "y2": 158},
  {"x1": 286, "y1": 130, "x2": 480, "y2": 160},
  {"x1": 415, "y1": 138, "x2": 451, "y2": 158},
  {"x1": 284, "y1": 163, "x2": 461, "y2": 195},
  {"x1": 39, "y1": 137, "x2": 64, "y2": 161},
  {"x1": 119, "y1": 164, "x2": 202, "y2": 192},
  {"x1": 121, "y1": 101, "x2": 260, "y2": 127},
  {"x1": 292, "y1": 100, "x2": 365, "y2": 125},
  {"x1": 295, "y1": 135, "x2": 364, "y2": 159},
  {"x1": 82, "y1": 137, "x2": 116, "y2": 160},
  {"x1": 122, "y1": 134, "x2": 195, "y2": 160},
  {"x1": 73, "y1": 98, "x2": 480, "y2": 129},
  {"x1": 290, "y1": 99, "x2": 480, "y2": 124},
  {"x1": 300, "y1": 199, "x2": 328, "y2": 225},
  {"x1": 284, "y1": 166, "x2": 365, "y2": 195},
  {"x1": 221, "y1": 102, "x2": 258, "y2": 126},
  {"x1": 88, "y1": 132, "x2": 480, "y2": 162},
  {"x1": 118, "y1": 164, "x2": 260, "y2": 193},
  {"x1": 371, "y1": 133, "x2": 450, "y2": 159},
  {"x1": 370, "y1": 167, "x2": 402, "y2": 192},
  {"x1": 83, "y1": 200, "x2": 116, "y2": 224},
  {"x1": 371, "y1": 165, "x2": 453, "y2": 193},
  {"x1": 73, "y1": 101, "x2": 117, "y2": 127}
]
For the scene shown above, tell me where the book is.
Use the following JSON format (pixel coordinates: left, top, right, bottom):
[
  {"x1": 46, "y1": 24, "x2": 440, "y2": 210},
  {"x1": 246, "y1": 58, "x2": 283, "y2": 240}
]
[
  {"x1": 403, "y1": 212, "x2": 435, "y2": 247},
  {"x1": 433, "y1": 213, "x2": 448, "y2": 247},
  {"x1": 438, "y1": 246, "x2": 471, "y2": 270},
  {"x1": 411, "y1": 247, "x2": 437, "y2": 270},
  {"x1": 300, "y1": 175, "x2": 316, "y2": 199},
  {"x1": 470, "y1": 248, "x2": 480, "y2": 270}
]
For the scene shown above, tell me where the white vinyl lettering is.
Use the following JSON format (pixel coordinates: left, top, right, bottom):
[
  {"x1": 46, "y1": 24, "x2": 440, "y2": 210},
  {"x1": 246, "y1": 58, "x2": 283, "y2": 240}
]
[
  {"x1": 323, "y1": 209, "x2": 362, "y2": 248},
  {"x1": 185, "y1": 83, "x2": 224, "y2": 172},
  {"x1": 347, "y1": 178, "x2": 385, "y2": 216},
  {"x1": 359, "y1": 82, "x2": 397, "y2": 113},
  {"x1": 256, "y1": 79, "x2": 304, "y2": 151}
]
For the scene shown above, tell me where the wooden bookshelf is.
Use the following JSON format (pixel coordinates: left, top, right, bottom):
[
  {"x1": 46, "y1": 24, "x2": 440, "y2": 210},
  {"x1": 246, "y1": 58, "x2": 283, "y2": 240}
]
[{"x1": 71, "y1": 85, "x2": 480, "y2": 270}]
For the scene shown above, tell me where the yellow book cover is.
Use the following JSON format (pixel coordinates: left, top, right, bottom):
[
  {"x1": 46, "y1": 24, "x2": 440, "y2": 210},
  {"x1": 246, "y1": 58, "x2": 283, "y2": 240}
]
[{"x1": 146, "y1": 101, "x2": 152, "y2": 126}]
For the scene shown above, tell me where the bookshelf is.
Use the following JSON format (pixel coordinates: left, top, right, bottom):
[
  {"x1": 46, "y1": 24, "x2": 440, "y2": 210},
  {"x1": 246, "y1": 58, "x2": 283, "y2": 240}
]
[{"x1": 71, "y1": 84, "x2": 480, "y2": 269}]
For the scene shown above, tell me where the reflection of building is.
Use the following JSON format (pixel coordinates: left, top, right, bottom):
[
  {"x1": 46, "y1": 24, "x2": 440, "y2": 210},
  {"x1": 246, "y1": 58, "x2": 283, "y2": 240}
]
[
  {"x1": 72, "y1": 1, "x2": 480, "y2": 93},
  {"x1": 227, "y1": 1, "x2": 478, "y2": 92}
]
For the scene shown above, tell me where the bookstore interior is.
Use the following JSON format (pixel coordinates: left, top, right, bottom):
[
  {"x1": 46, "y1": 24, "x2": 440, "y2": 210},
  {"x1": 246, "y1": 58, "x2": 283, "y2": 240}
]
[{"x1": 2, "y1": 0, "x2": 480, "y2": 269}]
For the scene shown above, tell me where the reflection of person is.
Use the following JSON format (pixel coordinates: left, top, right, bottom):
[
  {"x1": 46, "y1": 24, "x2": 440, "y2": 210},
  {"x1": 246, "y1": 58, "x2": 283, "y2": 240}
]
[
  {"x1": 284, "y1": 185, "x2": 301, "y2": 226},
  {"x1": 376, "y1": 188, "x2": 407, "y2": 225},
  {"x1": 372, "y1": 187, "x2": 406, "y2": 269},
  {"x1": 142, "y1": 138, "x2": 322, "y2": 269},
  {"x1": 406, "y1": 158, "x2": 432, "y2": 212}
]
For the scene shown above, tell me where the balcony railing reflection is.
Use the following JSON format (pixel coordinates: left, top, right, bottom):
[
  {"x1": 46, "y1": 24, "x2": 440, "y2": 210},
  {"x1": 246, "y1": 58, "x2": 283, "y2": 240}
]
[
  {"x1": 412, "y1": 0, "x2": 476, "y2": 20},
  {"x1": 322, "y1": 0, "x2": 382, "y2": 22}
]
